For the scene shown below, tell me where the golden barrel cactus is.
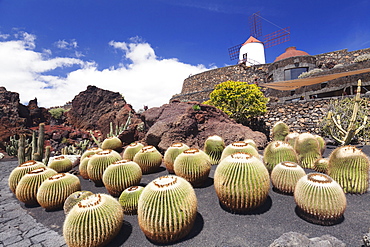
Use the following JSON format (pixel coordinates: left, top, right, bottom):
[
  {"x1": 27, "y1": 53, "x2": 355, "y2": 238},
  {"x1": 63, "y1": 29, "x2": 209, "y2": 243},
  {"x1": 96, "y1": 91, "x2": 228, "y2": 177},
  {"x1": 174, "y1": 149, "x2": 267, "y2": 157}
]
[
  {"x1": 80, "y1": 147, "x2": 102, "y2": 161},
  {"x1": 294, "y1": 133, "x2": 322, "y2": 169},
  {"x1": 263, "y1": 141, "x2": 298, "y2": 173},
  {"x1": 220, "y1": 141, "x2": 259, "y2": 161},
  {"x1": 48, "y1": 156, "x2": 73, "y2": 173},
  {"x1": 284, "y1": 132, "x2": 300, "y2": 148},
  {"x1": 63, "y1": 190, "x2": 94, "y2": 215},
  {"x1": 313, "y1": 158, "x2": 329, "y2": 174},
  {"x1": 204, "y1": 135, "x2": 225, "y2": 165},
  {"x1": 270, "y1": 161, "x2": 306, "y2": 194},
  {"x1": 119, "y1": 185, "x2": 144, "y2": 215},
  {"x1": 79, "y1": 154, "x2": 93, "y2": 180},
  {"x1": 271, "y1": 121, "x2": 289, "y2": 141},
  {"x1": 163, "y1": 143, "x2": 189, "y2": 173},
  {"x1": 133, "y1": 145, "x2": 163, "y2": 174},
  {"x1": 122, "y1": 142, "x2": 144, "y2": 161},
  {"x1": 101, "y1": 136, "x2": 123, "y2": 152}
]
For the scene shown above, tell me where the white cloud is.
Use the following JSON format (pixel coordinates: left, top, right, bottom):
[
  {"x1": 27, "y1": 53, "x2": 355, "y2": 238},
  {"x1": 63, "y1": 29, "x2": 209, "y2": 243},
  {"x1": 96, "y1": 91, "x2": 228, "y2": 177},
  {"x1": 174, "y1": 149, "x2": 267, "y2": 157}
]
[
  {"x1": 55, "y1": 39, "x2": 78, "y2": 50},
  {"x1": 0, "y1": 32, "x2": 213, "y2": 111}
]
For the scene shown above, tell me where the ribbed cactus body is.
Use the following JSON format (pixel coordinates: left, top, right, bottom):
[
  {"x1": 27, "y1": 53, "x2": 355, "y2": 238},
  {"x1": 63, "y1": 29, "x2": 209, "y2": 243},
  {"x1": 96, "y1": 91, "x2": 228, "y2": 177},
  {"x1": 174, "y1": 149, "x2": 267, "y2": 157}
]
[
  {"x1": 133, "y1": 145, "x2": 163, "y2": 174},
  {"x1": 122, "y1": 142, "x2": 144, "y2": 161},
  {"x1": 173, "y1": 148, "x2": 211, "y2": 187},
  {"x1": 214, "y1": 152, "x2": 270, "y2": 213},
  {"x1": 270, "y1": 161, "x2": 306, "y2": 194},
  {"x1": 263, "y1": 141, "x2": 298, "y2": 173},
  {"x1": 328, "y1": 146, "x2": 370, "y2": 194},
  {"x1": 48, "y1": 156, "x2": 73, "y2": 173},
  {"x1": 63, "y1": 193, "x2": 124, "y2": 247},
  {"x1": 220, "y1": 141, "x2": 259, "y2": 161},
  {"x1": 284, "y1": 132, "x2": 300, "y2": 148},
  {"x1": 164, "y1": 143, "x2": 190, "y2": 173},
  {"x1": 294, "y1": 173, "x2": 347, "y2": 225},
  {"x1": 15, "y1": 167, "x2": 58, "y2": 206},
  {"x1": 79, "y1": 155, "x2": 93, "y2": 179},
  {"x1": 101, "y1": 136, "x2": 123, "y2": 152},
  {"x1": 87, "y1": 149, "x2": 122, "y2": 186},
  {"x1": 63, "y1": 190, "x2": 94, "y2": 215},
  {"x1": 294, "y1": 133, "x2": 321, "y2": 169},
  {"x1": 271, "y1": 121, "x2": 289, "y2": 141},
  {"x1": 243, "y1": 139, "x2": 257, "y2": 149},
  {"x1": 102, "y1": 159, "x2": 142, "y2": 197},
  {"x1": 204, "y1": 135, "x2": 225, "y2": 165},
  {"x1": 80, "y1": 147, "x2": 102, "y2": 161},
  {"x1": 37, "y1": 173, "x2": 81, "y2": 210},
  {"x1": 119, "y1": 185, "x2": 144, "y2": 215},
  {"x1": 8, "y1": 160, "x2": 46, "y2": 194},
  {"x1": 138, "y1": 175, "x2": 197, "y2": 244},
  {"x1": 314, "y1": 135, "x2": 326, "y2": 155},
  {"x1": 313, "y1": 158, "x2": 329, "y2": 174}
]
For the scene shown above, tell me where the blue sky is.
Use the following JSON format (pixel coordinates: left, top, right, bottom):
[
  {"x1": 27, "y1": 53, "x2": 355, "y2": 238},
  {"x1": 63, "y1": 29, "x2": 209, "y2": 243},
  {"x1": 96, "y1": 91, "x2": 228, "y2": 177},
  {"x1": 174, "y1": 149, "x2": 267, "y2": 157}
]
[{"x1": 0, "y1": 0, "x2": 370, "y2": 110}]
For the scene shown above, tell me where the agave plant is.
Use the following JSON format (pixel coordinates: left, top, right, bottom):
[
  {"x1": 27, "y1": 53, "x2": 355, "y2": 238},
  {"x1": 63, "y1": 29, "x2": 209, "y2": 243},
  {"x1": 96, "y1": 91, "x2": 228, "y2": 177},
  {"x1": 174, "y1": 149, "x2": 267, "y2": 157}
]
[
  {"x1": 63, "y1": 190, "x2": 94, "y2": 215},
  {"x1": 119, "y1": 185, "x2": 144, "y2": 215},
  {"x1": 133, "y1": 145, "x2": 163, "y2": 174},
  {"x1": 163, "y1": 143, "x2": 190, "y2": 173},
  {"x1": 48, "y1": 156, "x2": 73, "y2": 173},
  {"x1": 214, "y1": 152, "x2": 270, "y2": 213},
  {"x1": 63, "y1": 193, "x2": 124, "y2": 247},
  {"x1": 263, "y1": 141, "x2": 298, "y2": 173},
  {"x1": 220, "y1": 141, "x2": 259, "y2": 161},
  {"x1": 294, "y1": 133, "x2": 322, "y2": 169},
  {"x1": 294, "y1": 173, "x2": 346, "y2": 225},
  {"x1": 37, "y1": 173, "x2": 81, "y2": 211},
  {"x1": 122, "y1": 142, "x2": 144, "y2": 161},
  {"x1": 138, "y1": 175, "x2": 197, "y2": 244},
  {"x1": 270, "y1": 161, "x2": 306, "y2": 194},
  {"x1": 204, "y1": 135, "x2": 225, "y2": 165}
]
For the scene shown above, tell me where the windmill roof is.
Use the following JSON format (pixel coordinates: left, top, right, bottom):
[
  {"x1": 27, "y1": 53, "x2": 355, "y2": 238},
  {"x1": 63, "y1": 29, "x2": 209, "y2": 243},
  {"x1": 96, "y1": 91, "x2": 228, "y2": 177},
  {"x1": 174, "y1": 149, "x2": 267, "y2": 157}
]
[
  {"x1": 242, "y1": 36, "x2": 263, "y2": 46},
  {"x1": 274, "y1": 46, "x2": 310, "y2": 62}
]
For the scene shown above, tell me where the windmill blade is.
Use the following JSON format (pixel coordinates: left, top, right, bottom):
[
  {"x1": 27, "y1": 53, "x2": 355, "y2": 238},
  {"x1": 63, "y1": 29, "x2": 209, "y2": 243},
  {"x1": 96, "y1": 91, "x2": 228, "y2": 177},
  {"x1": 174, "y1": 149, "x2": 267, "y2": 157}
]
[
  {"x1": 263, "y1": 27, "x2": 290, "y2": 48},
  {"x1": 249, "y1": 12, "x2": 262, "y2": 38},
  {"x1": 228, "y1": 43, "x2": 243, "y2": 61}
]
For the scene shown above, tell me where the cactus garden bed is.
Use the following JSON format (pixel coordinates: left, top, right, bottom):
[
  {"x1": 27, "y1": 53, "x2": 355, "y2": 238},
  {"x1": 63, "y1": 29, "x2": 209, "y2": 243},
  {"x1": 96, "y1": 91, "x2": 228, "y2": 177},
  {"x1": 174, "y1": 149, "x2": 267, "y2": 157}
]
[{"x1": 2, "y1": 145, "x2": 370, "y2": 246}]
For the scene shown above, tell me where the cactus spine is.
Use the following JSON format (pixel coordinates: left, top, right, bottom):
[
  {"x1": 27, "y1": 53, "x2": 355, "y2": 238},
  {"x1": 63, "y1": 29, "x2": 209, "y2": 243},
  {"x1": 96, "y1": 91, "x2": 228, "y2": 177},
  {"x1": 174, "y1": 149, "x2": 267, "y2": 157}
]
[
  {"x1": 284, "y1": 132, "x2": 300, "y2": 148},
  {"x1": 271, "y1": 121, "x2": 289, "y2": 141},
  {"x1": 80, "y1": 147, "x2": 102, "y2": 161},
  {"x1": 63, "y1": 193, "x2": 124, "y2": 247},
  {"x1": 48, "y1": 156, "x2": 73, "y2": 173},
  {"x1": 204, "y1": 135, "x2": 225, "y2": 165},
  {"x1": 173, "y1": 148, "x2": 211, "y2": 187},
  {"x1": 270, "y1": 161, "x2": 306, "y2": 194},
  {"x1": 63, "y1": 191, "x2": 94, "y2": 215},
  {"x1": 15, "y1": 167, "x2": 57, "y2": 206},
  {"x1": 138, "y1": 175, "x2": 197, "y2": 244},
  {"x1": 294, "y1": 173, "x2": 347, "y2": 225},
  {"x1": 294, "y1": 133, "x2": 322, "y2": 169},
  {"x1": 37, "y1": 173, "x2": 81, "y2": 211},
  {"x1": 102, "y1": 159, "x2": 142, "y2": 197},
  {"x1": 163, "y1": 143, "x2": 190, "y2": 173},
  {"x1": 133, "y1": 145, "x2": 163, "y2": 174},
  {"x1": 313, "y1": 158, "x2": 329, "y2": 174},
  {"x1": 17, "y1": 134, "x2": 26, "y2": 165},
  {"x1": 101, "y1": 136, "x2": 123, "y2": 152},
  {"x1": 8, "y1": 160, "x2": 46, "y2": 194},
  {"x1": 119, "y1": 185, "x2": 144, "y2": 215},
  {"x1": 214, "y1": 152, "x2": 270, "y2": 213},
  {"x1": 263, "y1": 141, "x2": 298, "y2": 173},
  {"x1": 327, "y1": 145, "x2": 370, "y2": 194},
  {"x1": 220, "y1": 141, "x2": 259, "y2": 161},
  {"x1": 122, "y1": 142, "x2": 144, "y2": 161},
  {"x1": 79, "y1": 155, "x2": 93, "y2": 180}
]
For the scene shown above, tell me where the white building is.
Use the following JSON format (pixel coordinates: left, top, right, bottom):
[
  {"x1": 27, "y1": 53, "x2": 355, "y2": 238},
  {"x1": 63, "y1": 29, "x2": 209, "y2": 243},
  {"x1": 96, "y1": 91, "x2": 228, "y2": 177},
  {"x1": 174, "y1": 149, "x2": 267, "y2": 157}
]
[{"x1": 238, "y1": 36, "x2": 266, "y2": 66}]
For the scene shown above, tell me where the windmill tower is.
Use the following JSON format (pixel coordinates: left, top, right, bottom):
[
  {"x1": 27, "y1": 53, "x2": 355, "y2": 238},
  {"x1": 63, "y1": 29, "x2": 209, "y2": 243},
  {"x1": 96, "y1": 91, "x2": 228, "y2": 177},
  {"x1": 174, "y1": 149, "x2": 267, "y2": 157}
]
[{"x1": 228, "y1": 12, "x2": 291, "y2": 66}]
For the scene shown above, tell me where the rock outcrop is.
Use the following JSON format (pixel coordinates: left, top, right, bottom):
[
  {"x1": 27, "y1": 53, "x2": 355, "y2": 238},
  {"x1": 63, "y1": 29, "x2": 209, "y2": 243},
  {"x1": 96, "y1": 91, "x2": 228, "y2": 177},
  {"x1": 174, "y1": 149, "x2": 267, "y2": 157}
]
[{"x1": 140, "y1": 101, "x2": 267, "y2": 152}]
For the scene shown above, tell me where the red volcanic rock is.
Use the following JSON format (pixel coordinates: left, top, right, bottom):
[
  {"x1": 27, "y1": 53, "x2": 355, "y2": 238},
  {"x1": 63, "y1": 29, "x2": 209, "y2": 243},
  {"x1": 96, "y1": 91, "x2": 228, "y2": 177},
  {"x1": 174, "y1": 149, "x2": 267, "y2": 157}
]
[{"x1": 140, "y1": 102, "x2": 267, "y2": 152}]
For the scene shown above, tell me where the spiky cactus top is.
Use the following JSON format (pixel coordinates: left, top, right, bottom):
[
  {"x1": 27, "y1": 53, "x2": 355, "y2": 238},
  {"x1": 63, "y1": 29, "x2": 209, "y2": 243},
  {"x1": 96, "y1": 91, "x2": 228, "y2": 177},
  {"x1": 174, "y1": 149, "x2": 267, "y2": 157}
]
[
  {"x1": 164, "y1": 143, "x2": 190, "y2": 173},
  {"x1": 133, "y1": 145, "x2": 163, "y2": 174},
  {"x1": 15, "y1": 167, "x2": 57, "y2": 206},
  {"x1": 37, "y1": 173, "x2": 81, "y2": 211},
  {"x1": 284, "y1": 132, "x2": 300, "y2": 148},
  {"x1": 214, "y1": 152, "x2": 270, "y2": 213},
  {"x1": 63, "y1": 190, "x2": 94, "y2": 215},
  {"x1": 313, "y1": 158, "x2": 329, "y2": 174},
  {"x1": 204, "y1": 135, "x2": 225, "y2": 165},
  {"x1": 86, "y1": 149, "x2": 122, "y2": 186},
  {"x1": 270, "y1": 161, "x2": 306, "y2": 194},
  {"x1": 48, "y1": 156, "x2": 73, "y2": 173},
  {"x1": 81, "y1": 147, "x2": 102, "y2": 161},
  {"x1": 101, "y1": 136, "x2": 123, "y2": 152},
  {"x1": 63, "y1": 193, "x2": 124, "y2": 247},
  {"x1": 220, "y1": 141, "x2": 259, "y2": 161},
  {"x1": 263, "y1": 141, "x2": 298, "y2": 173},
  {"x1": 173, "y1": 148, "x2": 211, "y2": 187},
  {"x1": 294, "y1": 173, "x2": 346, "y2": 225},
  {"x1": 138, "y1": 175, "x2": 197, "y2": 244},
  {"x1": 271, "y1": 121, "x2": 289, "y2": 141},
  {"x1": 119, "y1": 185, "x2": 144, "y2": 215},
  {"x1": 328, "y1": 145, "x2": 370, "y2": 194},
  {"x1": 8, "y1": 160, "x2": 46, "y2": 194},
  {"x1": 243, "y1": 139, "x2": 257, "y2": 149},
  {"x1": 102, "y1": 159, "x2": 142, "y2": 197},
  {"x1": 294, "y1": 133, "x2": 322, "y2": 169},
  {"x1": 122, "y1": 142, "x2": 144, "y2": 161}
]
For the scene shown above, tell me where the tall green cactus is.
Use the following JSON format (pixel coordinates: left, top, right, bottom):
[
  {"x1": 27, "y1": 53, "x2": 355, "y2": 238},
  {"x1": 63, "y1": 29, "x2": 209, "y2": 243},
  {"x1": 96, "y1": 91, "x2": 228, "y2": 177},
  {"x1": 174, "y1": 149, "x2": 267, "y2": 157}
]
[{"x1": 17, "y1": 134, "x2": 26, "y2": 165}]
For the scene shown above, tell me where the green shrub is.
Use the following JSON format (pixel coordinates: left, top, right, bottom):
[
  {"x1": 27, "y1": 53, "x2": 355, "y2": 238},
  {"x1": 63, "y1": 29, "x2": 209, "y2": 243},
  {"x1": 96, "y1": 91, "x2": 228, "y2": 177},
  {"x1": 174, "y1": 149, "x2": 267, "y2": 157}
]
[
  {"x1": 49, "y1": 108, "x2": 66, "y2": 119},
  {"x1": 204, "y1": 81, "x2": 268, "y2": 123}
]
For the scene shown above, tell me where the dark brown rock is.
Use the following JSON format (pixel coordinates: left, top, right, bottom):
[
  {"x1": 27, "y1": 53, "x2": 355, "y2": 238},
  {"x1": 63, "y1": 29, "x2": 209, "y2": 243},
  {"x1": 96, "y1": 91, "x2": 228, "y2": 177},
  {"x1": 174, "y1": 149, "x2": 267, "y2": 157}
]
[{"x1": 140, "y1": 102, "x2": 267, "y2": 152}]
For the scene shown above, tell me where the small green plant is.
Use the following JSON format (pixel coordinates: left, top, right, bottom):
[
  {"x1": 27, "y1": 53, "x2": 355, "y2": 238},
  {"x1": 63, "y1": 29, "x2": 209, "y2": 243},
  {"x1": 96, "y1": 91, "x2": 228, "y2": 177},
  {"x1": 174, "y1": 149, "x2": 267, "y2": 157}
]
[
  {"x1": 192, "y1": 104, "x2": 201, "y2": 111},
  {"x1": 204, "y1": 80, "x2": 268, "y2": 123},
  {"x1": 48, "y1": 108, "x2": 67, "y2": 119}
]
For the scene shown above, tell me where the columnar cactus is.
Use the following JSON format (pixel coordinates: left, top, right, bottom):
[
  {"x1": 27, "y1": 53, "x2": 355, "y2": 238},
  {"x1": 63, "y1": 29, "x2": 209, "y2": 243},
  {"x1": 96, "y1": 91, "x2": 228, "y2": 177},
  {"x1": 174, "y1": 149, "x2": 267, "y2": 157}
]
[
  {"x1": 328, "y1": 146, "x2": 370, "y2": 194},
  {"x1": 220, "y1": 141, "x2": 259, "y2": 161},
  {"x1": 133, "y1": 145, "x2": 163, "y2": 174},
  {"x1": 173, "y1": 148, "x2": 211, "y2": 187},
  {"x1": 138, "y1": 175, "x2": 197, "y2": 244},
  {"x1": 48, "y1": 156, "x2": 73, "y2": 173},
  {"x1": 263, "y1": 141, "x2": 298, "y2": 173},
  {"x1": 313, "y1": 158, "x2": 329, "y2": 174},
  {"x1": 294, "y1": 133, "x2": 322, "y2": 169},
  {"x1": 102, "y1": 159, "x2": 142, "y2": 197},
  {"x1": 15, "y1": 167, "x2": 57, "y2": 206},
  {"x1": 63, "y1": 190, "x2": 94, "y2": 215},
  {"x1": 204, "y1": 135, "x2": 225, "y2": 165},
  {"x1": 122, "y1": 142, "x2": 144, "y2": 161},
  {"x1": 80, "y1": 147, "x2": 102, "y2": 161},
  {"x1": 101, "y1": 136, "x2": 123, "y2": 152},
  {"x1": 119, "y1": 185, "x2": 144, "y2": 215},
  {"x1": 37, "y1": 173, "x2": 81, "y2": 211},
  {"x1": 271, "y1": 121, "x2": 289, "y2": 141},
  {"x1": 63, "y1": 193, "x2": 124, "y2": 247},
  {"x1": 284, "y1": 132, "x2": 300, "y2": 148},
  {"x1": 294, "y1": 173, "x2": 347, "y2": 225},
  {"x1": 164, "y1": 143, "x2": 190, "y2": 173},
  {"x1": 87, "y1": 149, "x2": 122, "y2": 186},
  {"x1": 8, "y1": 160, "x2": 46, "y2": 194},
  {"x1": 270, "y1": 161, "x2": 306, "y2": 194},
  {"x1": 214, "y1": 152, "x2": 270, "y2": 213}
]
